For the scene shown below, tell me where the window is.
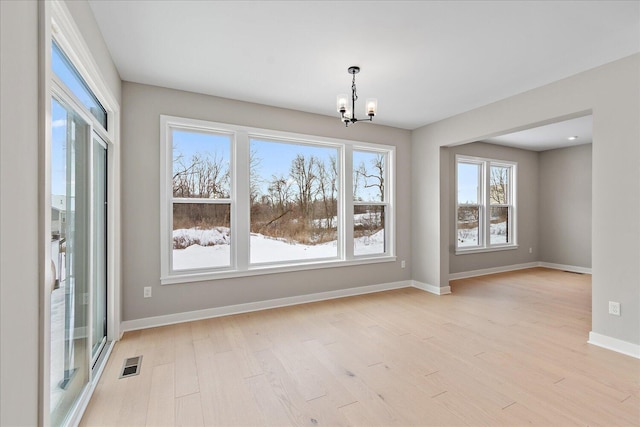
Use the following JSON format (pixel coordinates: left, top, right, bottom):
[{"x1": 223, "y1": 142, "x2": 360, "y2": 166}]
[
  {"x1": 160, "y1": 116, "x2": 395, "y2": 284},
  {"x1": 353, "y1": 150, "x2": 388, "y2": 256},
  {"x1": 170, "y1": 129, "x2": 232, "y2": 272},
  {"x1": 249, "y1": 138, "x2": 339, "y2": 264},
  {"x1": 52, "y1": 41, "x2": 107, "y2": 130},
  {"x1": 456, "y1": 155, "x2": 516, "y2": 253}
]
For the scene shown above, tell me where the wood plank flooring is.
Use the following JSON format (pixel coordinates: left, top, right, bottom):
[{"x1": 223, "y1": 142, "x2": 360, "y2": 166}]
[{"x1": 81, "y1": 268, "x2": 640, "y2": 426}]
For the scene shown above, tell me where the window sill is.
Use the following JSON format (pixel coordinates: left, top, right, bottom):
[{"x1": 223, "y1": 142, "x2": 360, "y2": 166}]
[
  {"x1": 161, "y1": 255, "x2": 397, "y2": 285},
  {"x1": 455, "y1": 245, "x2": 518, "y2": 255}
]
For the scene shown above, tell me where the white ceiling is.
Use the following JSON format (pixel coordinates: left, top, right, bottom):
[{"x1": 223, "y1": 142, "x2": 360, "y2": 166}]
[
  {"x1": 483, "y1": 115, "x2": 593, "y2": 151},
  {"x1": 88, "y1": 1, "x2": 639, "y2": 130}
]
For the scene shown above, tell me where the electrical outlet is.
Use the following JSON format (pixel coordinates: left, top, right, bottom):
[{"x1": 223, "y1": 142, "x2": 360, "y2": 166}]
[
  {"x1": 529, "y1": 247, "x2": 533, "y2": 254},
  {"x1": 144, "y1": 286, "x2": 152, "y2": 298},
  {"x1": 83, "y1": 292, "x2": 89, "y2": 305},
  {"x1": 401, "y1": 260, "x2": 406, "y2": 269},
  {"x1": 608, "y1": 301, "x2": 620, "y2": 316}
]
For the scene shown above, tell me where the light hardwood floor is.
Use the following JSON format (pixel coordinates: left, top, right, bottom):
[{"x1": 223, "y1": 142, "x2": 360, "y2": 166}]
[{"x1": 81, "y1": 268, "x2": 640, "y2": 426}]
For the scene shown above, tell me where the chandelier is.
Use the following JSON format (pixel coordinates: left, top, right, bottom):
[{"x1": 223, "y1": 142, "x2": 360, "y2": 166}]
[{"x1": 336, "y1": 66, "x2": 377, "y2": 127}]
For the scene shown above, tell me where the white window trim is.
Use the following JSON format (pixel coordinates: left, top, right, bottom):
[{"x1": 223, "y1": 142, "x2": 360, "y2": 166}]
[
  {"x1": 455, "y1": 154, "x2": 517, "y2": 255},
  {"x1": 160, "y1": 115, "x2": 396, "y2": 285},
  {"x1": 352, "y1": 148, "x2": 393, "y2": 258}
]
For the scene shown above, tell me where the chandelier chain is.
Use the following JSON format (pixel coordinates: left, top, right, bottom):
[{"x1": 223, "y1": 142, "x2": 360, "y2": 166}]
[{"x1": 351, "y1": 73, "x2": 358, "y2": 102}]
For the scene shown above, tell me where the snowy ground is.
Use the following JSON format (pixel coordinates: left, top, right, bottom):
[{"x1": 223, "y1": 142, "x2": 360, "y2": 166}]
[
  {"x1": 173, "y1": 227, "x2": 384, "y2": 270},
  {"x1": 457, "y1": 221, "x2": 507, "y2": 247}
]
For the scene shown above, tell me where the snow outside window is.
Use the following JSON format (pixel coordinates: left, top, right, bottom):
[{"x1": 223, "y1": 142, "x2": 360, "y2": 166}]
[
  {"x1": 456, "y1": 155, "x2": 516, "y2": 253},
  {"x1": 160, "y1": 116, "x2": 395, "y2": 284}
]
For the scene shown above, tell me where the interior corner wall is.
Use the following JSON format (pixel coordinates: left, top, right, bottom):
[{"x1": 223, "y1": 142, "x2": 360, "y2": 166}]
[
  {"x1": 411, "y1": 53, "x2": 640, "y2": 347},
  {"x1": 120, "y1": 81, "x2": 412, "y2": 323},
  {"x1": 447, "y1": 142, "x2": 539, "y2": 274},
  {"x1": 410, "y1": 131, "x2": 442, "y2": 289},
  {"x1": 439, "y1": 147, "x2": 450, "y2": 287},
  {"x1": 0, "y1": 1, "x2": 40, "y2": 425},
  {"x1": 539, "y1": 144, "x2": 592, "y2": 269}
]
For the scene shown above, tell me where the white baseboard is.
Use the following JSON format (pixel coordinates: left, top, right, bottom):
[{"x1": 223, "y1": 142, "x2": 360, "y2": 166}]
[
  {"x1": 538, "y1": 262, "x2": 592, "y2": 275},
  {"x1": 449, "y1": 262, "x2": 538, "y2": 281},
  {"x1": 412, "y1": 280, "x2": 451, "y2": 295},
  {"x1": 588, "y1": 331, "x2": 640, "y2": 359},
  {"x1": 121, "y1": 280, "x2": 412, "y2": 332},
  {"x1": 449, "y1": 261, "x2": 592, "y2": 281}
]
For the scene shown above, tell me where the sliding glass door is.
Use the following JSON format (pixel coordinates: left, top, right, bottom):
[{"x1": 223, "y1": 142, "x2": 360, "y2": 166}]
[
  {"x1": 91, "y1": 136, "x2": 108, "y2": 367},
  {"x1": 49, "y1": 38, "x2": 110, "y2": 426},
  {"x1": 50, "y1": 98, "x2": 91, "y2": 426}
]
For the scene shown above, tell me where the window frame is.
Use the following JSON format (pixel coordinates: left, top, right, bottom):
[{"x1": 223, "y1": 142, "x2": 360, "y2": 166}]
[
  {"x1": 352, "y1": 149, "x2": 391, "y2": 257},
  {"x1": 248, "y1": 136, "x2": 343, "y2": 266},
  {"x1": 168, "y1": 127, "x2": 235, "y2": 274},
  {"x1": 455, "y1": 154, "x2": 517, "y2": 254},
  {"x1": 160, "y1": 115, "x2": 396, "y2": 284}
]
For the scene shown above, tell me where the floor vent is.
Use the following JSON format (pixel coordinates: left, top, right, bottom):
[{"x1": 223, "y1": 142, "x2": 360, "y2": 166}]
[{"x1": 120, "y1": 356, "x2": 142, "y2": 378}]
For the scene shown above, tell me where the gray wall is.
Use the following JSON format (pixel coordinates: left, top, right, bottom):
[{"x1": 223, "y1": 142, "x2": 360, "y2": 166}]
[
  {"x1": 1, "y1": 1, "x2": 39, "y2": 424},
  {"x1": 447, "y1": 142, "x2": 539, "y2": 274},
  {"x1": 121, "y1": 82, "x2": 412, "y2": 322},
  {"x1": 539, "y1": 144, "x2": 592, "y2": 268},
  {"x1": 412, "y1": 54, "x2": 640, "y2": 346}
]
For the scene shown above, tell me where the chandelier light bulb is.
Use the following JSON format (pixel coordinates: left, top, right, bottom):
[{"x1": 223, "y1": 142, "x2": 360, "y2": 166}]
[
  {"x1": 366, "y1": 98, "x2": 377, "y2": 117},
  {"x1": 337, "y1": 94, "x2": 348, "y2": 113}
]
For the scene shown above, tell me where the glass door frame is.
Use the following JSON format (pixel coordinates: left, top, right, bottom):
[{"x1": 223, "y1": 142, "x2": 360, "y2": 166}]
[
  {"x1": 49, "y1": 93, "x2": 92, "y2": 427},
  {"x1": 40, "y1": 2, "x2": 121, "y2": 423},
  {"x1": 50, "y1": 78, "x2": 109, "y2": 425},
  {"x1": 90, "y1": 134, "x2": 108, "y2": 370}
]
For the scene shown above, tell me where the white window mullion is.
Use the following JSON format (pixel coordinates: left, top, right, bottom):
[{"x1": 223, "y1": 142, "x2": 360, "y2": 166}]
[
  {"x1": 510, "y1": 165, "x2": 517, "y2": 245},
  {"x1": 160, "y1": 119, "x2": 172, "y2": 280},
  {"x1": 484, "y1": 160, "x2": 490, "y2": 247},
  {"x1": 235, "y1": 131, "x2": 250, "y2": 271},
  {"x1": 381, "y1": 151, "x2": 390, "y2": 256},
  {"x1": 344, "y1": 146, "x2": 354, "y2": 260}
]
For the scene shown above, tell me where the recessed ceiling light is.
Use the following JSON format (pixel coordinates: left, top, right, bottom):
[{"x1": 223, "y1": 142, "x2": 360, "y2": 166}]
[{"x1": 568, "y1": 136, "x2": 578, "y2": 140}]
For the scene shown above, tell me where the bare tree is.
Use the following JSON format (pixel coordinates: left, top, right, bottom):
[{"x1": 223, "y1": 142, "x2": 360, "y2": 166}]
[
  {"x1": 316, "y1": 156, "x2": 338, "y2": 229},
  {"x1": 490, "y1": 167, "x2": 508, "y2": 204},
  {"x1": 289, "y1": 154, "x2": 318, "y2": 221},
  {"x1": 267, "y1": 175, "x2": 292, "y2": 215},
  {"x1": 355, "y1": 153, "x2": 385, "y2": 202},
  {"x1": 173, "y1": 151, "x2": 229, "y2": 198},
  {"x1": 354, "y1": 154, "x2": 385, "y2": 232},
  {"x1": 249, "y1": 147, "x2": 262, "y2": 208}
]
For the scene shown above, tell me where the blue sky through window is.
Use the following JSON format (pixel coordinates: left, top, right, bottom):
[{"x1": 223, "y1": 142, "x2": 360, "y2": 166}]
[
  {"x1": 51, "y1": 99, "x2": 67, "y2": 197},
  {"x1": 458, "y1": 162, "x2": 479, "y2": 204},
  {"x1": 52, "y1": 41, "x2": 107, "y2": 129},
  {"x1": 172, "y1": 130, "x2": 231, "y2": 168},
  {"x1": 250, "y1": 138, "x2": 338, "y2": 195}
]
